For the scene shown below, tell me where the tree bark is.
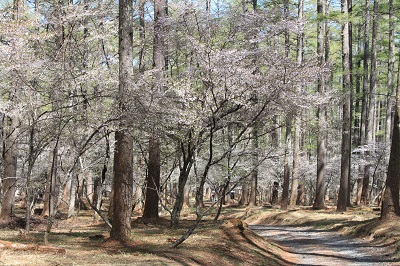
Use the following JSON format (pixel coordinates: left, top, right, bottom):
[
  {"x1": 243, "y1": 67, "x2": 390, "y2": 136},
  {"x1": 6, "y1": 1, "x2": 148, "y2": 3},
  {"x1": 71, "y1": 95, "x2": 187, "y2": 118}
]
[
  {"x1": 249, "y1": 124, "x2": 258, "y2": 207},
  {"x1": 381, "y1": 106, "x2": 400, "y2": 220},
  {"x1": 110, "y1": 131, "x2": 134, "y2": 241},
  {"x1": 290, "y1": 0, "x2": 304, "y2": 207},
  {"x1": 1, "y1": 116, "x2": 18, "y2": 221},
  {"x1": 367, "y1": 0, "x2": 378, "y2": 146},
  {"x1": 67, "y1": 173, "x2": 77, "y2": 219},
  {"x1": 337, "y1": 0, "x2": 351, "y2": 212},
  {"x1": 41, "y1": 142, "x2": 59, "y2": 217},
  {"x1": 313, "y1": 0, "x2": 326, "y2": 210},
  {"x1": 143, "y1": 136, "x2": 161, "y2": 219},
  {"x1": 143, "y1": 0, "x2": 167, "y2": 220},
  {"x1": 385, "y1": 0, "x2": 395, "y2": 144},
  {"x1": 281, "y1": 116, "x2": 292, "y2": 210},
  {"x1": 360, "y1": 164, "x2": 370, "y2": 205},
  {"x1": 183, "y1": 184, "x2": 190, "y2": 208},
  {"x1": 240, "y1": 182, "x2": 249, "y2": 206},
  {"x1": 296, "y1": 181, "x2": 306, "y2": 205},
  {"x1": 109, "y1": 0, "x2": 134, "y2": 242},
  {"x1": 170, "y1": 140, "x2": 194, "y2": 229},
  {"x1": 0, "y1": 0, "x2": 20, "y2": 222},
  {"x1": 356, "y1": 0, "x2": 370, "y2": 207},
  {"x1": 381, "y1": 52, "x2": 400, "y2": 220},
  {"x1": 290, "y1": 118, "x2": 300, "y2": 207},
  {"x1": 271, "y1": 181, "x2": 279, "y2": 205}
]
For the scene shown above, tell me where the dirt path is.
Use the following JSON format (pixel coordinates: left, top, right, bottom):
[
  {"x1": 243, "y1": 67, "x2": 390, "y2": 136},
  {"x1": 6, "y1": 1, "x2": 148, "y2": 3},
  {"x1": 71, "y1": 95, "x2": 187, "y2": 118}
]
[{"x1": 250, "y1": 225, "x2": 399, "y2": 266}]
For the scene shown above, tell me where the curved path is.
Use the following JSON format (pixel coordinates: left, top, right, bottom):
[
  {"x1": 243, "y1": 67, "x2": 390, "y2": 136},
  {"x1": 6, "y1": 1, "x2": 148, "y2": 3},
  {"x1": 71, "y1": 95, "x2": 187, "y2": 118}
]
[{"x1": 250, "y1": 225, "x2": 399, "y2": 266}]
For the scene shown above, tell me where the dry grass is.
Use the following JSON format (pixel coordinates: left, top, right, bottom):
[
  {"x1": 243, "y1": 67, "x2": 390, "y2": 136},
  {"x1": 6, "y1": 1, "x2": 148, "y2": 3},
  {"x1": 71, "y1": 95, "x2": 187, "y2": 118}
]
[
  {"x1": 1, "y1": 204, "x2": 398, "y2": 265},
  {"x1": 0, "y1": 205, "x2": 294, "y2": 265}
]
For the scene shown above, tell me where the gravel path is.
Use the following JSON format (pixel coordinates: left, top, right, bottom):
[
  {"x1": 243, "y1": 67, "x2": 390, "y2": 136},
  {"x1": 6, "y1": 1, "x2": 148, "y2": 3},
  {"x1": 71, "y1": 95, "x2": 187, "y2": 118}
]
[{"x1": 250, "y1": 225, "x2": 399, "y2": 266}]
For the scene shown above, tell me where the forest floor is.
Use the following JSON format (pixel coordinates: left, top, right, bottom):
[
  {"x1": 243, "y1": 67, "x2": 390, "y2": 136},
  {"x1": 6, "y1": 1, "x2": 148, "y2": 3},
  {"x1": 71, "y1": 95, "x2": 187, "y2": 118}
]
[{"x1": 0, "y1": 204, "x2": 398, "y2": 265}]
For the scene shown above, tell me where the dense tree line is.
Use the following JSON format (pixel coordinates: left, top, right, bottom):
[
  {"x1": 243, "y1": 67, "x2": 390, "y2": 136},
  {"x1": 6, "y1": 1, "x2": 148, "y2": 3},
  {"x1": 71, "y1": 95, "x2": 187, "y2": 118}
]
[{"x1": 0, "y1": 0, "x2": 399, "y2": 242}]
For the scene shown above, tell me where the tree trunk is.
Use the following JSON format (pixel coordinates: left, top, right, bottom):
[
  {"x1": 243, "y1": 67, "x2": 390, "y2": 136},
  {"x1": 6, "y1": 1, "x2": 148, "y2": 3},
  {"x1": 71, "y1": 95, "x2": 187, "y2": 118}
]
[
  {"x1": 92, "y1": 176, "x2": 102, "y2": 222},
  {"x1": 289, "y1": 0, "x2": 304, "y2": 208},
  {"x1": 281, "y1": 116, "x2": 292, "y2": 210},
  {"x1": 0, "y1": 0, "x2": 21, "y2": 223},
  {"x1": 381, "y1": 106, "x2": 400, "y2": 220},
  {"x1": 85, "y1": 172, "x2": 93, "y2": 203},
  {"x1": 170, "y1": 167, "x2": 192, "y2": 228},
  {"x1": 143, "y1": 0, "x2": 167, "y2": 220},
  {"x1": 24, "y1": 124, "x2": 37, "y2": 234},
  {"x1": 240, "y1": 182, "x2": 249, "y2": 205},
  {"x1": 271, "y1": 116, "x2": 280, "y2": 148},
  {"x1": 296, "y1": 182, "x2": 306, "y2": 205},
  {"x1": 183, "y1": 184, "x2": 190, "y2": 209},
  {"x1": 290, "y1": 117, "x2": 300, "y2": 207},
  {"x1": 67, "y1": 173, "x2": 77, "y2": 219},
  {"x1": 271, "y1": 181, "x2": 279, "y2": 205},
  {"x1": 249, "y1": 124, "x2": 258, "y2": 207},
  {"x1": 77, "y1": 173, "x2": 88, "y2": 211},
  {"x1": 143, "y1": 136, "x2": 161, "y2": 219},
  {"x1": 170, "y1": 141, "x2": 194, "y2": 229},
  {"x1": 361, "y1": 164, "x2": 370, "y2": 205},
  {"x1": 0, "y1": 116, "x2": 18, "y2": 221},
  {"x1": 367, "y1": 0, "x2": 378, "y2": 147},
  {"x1": 357, "y1": 0, "x2": 370, "y2": 207},
  {"x1": 133, "y1": 183, "x2": 144, "y2": 212},
  {"x1": 313, "y1": 0, "x2": 326, "y2": 210},
  {"x1": 109, "y1": 0, "x2": 134, "y2": 242},
  {"x1": 110, "y1": 131, "x2": 134, "y2": 242},
  {"x1": 41, "y1": 143, "x2": 59, "y2": 217},
  {"x1": 385, "y1": 0, "x2": 395, "y2": 144},
  {"x1": 337, "y1": 0, "x2": 351, "y2": 212},
  {"x1": 381, "y1": 51, "x2": 400, "y2": 220}
]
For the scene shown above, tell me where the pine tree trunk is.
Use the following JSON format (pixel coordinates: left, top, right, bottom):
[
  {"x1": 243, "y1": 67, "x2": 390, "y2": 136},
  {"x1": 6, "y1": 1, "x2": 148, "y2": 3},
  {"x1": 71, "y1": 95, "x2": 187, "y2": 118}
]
[
  {"x1": 143, "y1": 136, "x2": 161, "y2": 219},
  {"x1": 314, "y1": 0, "x2": 326, "y2": 210},
  {"x1": 337, "y1": 0, "x2": 352, "y2": 212},
  {"x1": 290, "y1": 0, "x2": 304, "y2": 208},
  {"x1": 357, "y1": 0, "x2": 370, "y2": 207},
  {"x1": 367, "y1": 0, "x2": 378, "y2": 146},
  {"x1": 361, "y1": 164, "x2": 370, "y2": 205},
  {"x1": 381, "y1": 51, "x2": 400, "y2": 220},
  {"x1": 281, "y1": 116, "x2": 292, "y2": 210},
  {"x1": 385, "y1": 0, "x2": 395, "y2": 144},
  {"x1": 296, "y1": 182, "x2": 306, "y2": 205},
  {"x1": 109, "y1": 0, "x2": 134, "y2": 242},
  {"x1": 240, "y1": 183, "x2": 249, "y2": 206},
  {"x1": 381, "y1": 106, "x2": 400, "y2": 220},
  {"x1": 271, "y1": 181, "x2": 279, "y2": 205},
  {"x1": 290, "y1": 118, "x2": 300, "y2": 207},
  {"x1": 143, "y1": 0, "x2": 167, "y2": 220},
  {"x1": 110, "y1": 131, "x2": 134, "y2": 242}
]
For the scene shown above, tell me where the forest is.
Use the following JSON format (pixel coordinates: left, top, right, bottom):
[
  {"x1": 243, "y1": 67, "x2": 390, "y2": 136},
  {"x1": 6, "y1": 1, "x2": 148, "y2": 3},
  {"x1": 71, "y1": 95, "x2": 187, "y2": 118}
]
[{"x1": 0, "y1": 0, "x2": 400, "y2": 263}]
